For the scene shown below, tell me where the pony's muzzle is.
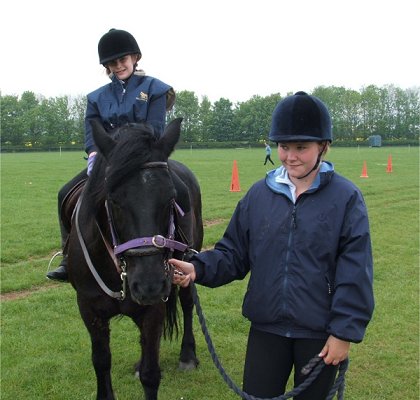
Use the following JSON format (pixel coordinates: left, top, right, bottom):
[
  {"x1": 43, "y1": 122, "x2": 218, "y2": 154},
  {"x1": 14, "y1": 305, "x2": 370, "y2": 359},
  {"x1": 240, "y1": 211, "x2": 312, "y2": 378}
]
[{"x1": 129, "y1": 272, "x2": 172, "y2": 305}]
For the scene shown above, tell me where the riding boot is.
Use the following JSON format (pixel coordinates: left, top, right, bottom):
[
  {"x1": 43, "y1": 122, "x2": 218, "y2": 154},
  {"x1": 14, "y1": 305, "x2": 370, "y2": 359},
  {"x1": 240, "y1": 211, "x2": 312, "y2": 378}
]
[
  {"x1": 46, "y1": 257, "x2": 68, "y2": 282},
  {"x1": 46, "y1": 222, "x2": 69, "y2": 282}
]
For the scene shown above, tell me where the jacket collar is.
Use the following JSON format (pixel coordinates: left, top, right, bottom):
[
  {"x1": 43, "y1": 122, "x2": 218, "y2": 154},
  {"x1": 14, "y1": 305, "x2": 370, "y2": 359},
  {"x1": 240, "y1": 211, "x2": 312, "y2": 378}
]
[{"x1": 265, "y1": 161, "x2": 334, "y2": 199}]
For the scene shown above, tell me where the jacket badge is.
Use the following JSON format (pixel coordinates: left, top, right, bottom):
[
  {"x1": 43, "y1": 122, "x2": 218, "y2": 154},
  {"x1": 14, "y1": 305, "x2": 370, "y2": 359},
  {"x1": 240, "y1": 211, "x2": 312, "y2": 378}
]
[{"x1": 136, "y1": 91, "x2": 148, "y2": 102}]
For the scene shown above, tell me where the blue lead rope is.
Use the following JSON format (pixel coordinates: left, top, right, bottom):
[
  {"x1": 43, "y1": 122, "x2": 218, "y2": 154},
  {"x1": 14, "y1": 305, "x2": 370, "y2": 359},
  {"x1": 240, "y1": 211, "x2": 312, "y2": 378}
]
[{"x1": 190, "y1": 282, "x2": 348, "y2": 400}]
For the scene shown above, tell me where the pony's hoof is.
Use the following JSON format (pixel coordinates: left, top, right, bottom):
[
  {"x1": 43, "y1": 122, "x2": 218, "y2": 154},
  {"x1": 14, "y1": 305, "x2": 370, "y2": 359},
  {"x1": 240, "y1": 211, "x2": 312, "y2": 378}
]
[{"x1": 178, "y1": 359, "x2": 199, "y2": 370}]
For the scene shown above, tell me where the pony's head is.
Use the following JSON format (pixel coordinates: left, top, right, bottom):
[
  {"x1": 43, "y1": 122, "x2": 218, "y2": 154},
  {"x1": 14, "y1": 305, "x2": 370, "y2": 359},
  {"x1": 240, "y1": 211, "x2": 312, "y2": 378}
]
[{"x1": 90, "y1": 118, "x2": 183, "y2": 305}]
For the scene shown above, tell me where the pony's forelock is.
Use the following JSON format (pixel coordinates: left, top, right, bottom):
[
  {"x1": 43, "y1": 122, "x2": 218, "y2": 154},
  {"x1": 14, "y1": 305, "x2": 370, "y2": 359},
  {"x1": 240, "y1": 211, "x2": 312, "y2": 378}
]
[{"x1": 85, "y1": 123, "x2": 160, "y2": 210}]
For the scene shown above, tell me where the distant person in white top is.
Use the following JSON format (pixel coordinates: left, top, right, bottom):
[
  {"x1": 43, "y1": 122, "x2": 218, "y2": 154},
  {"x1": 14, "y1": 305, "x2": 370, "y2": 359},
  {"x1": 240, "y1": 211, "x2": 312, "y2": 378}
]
[{"x1": 264, "y1": 140, "x2": 275, "y2": 165}]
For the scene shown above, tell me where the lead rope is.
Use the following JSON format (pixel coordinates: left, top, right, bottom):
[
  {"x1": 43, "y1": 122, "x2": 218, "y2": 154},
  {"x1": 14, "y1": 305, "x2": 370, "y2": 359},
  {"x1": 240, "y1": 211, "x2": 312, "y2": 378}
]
[{"x1": 190, "y1": 283, "x2": 348, "y2": 400}]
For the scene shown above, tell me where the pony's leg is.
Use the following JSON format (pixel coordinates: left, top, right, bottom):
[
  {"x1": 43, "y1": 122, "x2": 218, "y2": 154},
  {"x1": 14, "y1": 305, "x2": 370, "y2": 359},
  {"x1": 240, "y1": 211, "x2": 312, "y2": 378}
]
[
  {"x1": 173, "y1": 180, "x2": 200, "y2": 370},
  {"x1": 178, "y1": 286, "x2": 199, "y2": 370},
  {"x1": 78, "y1": 302, "x2": 115, "y2": 400},
  {"x1": 132, "y1": 306, "x2": 165, "y2": 400}
]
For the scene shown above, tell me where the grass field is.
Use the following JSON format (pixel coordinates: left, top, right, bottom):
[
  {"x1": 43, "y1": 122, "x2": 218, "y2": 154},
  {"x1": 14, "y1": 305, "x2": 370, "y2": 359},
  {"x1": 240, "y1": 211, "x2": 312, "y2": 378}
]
[{"x1": 1, "y1": 146, "x2": 419, "y2": 399}]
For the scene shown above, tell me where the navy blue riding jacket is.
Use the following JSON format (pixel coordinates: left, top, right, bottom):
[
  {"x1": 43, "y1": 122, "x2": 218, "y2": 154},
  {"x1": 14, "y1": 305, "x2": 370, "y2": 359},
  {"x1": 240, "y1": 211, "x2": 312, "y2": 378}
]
[
  {"x1": 84, "y1": 72, "x2": 175, "y2": 154},
  {"x1": 191, "y1": 162, "x2": 374, "y2": 343}
]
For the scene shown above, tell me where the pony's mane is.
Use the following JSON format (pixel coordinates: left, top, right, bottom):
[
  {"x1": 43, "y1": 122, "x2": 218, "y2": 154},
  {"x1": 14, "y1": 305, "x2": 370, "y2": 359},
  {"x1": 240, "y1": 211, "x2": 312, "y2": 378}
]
[
  {"x1": 106, "y1": 123, "x2": 158, "y2": 190},
  {"x1": 86, "y1": 123, "x2": 161, "y2": 210}
]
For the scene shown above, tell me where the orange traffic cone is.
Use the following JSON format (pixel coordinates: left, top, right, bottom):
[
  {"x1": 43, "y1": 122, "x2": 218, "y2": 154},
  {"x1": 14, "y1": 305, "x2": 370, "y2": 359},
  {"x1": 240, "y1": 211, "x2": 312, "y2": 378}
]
[
  {"x1": 360, "y1": 161, "x2": 369, "y2": 178},
  {"x1": 230, "y1": 160, "x2": 241, "y2": 192},
  {"x1": 386, "y1": 154, "x2": 393, "y2": 173}
]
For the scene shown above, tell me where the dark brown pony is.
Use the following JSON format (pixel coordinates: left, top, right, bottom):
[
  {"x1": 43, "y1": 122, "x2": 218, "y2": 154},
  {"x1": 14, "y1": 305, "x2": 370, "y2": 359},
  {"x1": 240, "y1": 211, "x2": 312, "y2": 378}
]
[{"x1": 66, "y1": 118, "x2": 203, "y2": 400}]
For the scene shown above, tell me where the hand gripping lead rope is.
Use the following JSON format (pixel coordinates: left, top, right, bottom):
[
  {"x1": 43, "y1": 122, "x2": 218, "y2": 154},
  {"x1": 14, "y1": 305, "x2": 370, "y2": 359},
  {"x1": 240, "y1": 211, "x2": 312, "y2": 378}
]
[{"x1": 190, "y1": 282, "x2": 348, "y2": 400}]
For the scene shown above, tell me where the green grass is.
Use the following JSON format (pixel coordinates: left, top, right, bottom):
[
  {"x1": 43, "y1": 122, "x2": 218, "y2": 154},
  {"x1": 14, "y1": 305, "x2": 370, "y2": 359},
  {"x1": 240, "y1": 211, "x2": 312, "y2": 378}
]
[{"x1": 1, "y1": 146, "x2": 419, "y2": 399}]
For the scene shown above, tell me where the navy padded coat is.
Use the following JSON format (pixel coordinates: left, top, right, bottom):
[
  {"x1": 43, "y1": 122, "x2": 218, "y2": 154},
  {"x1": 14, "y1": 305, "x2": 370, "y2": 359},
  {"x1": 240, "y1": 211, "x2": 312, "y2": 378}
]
[
  {"x1": 84, "y1": 72, "x2": 174, "y2": 154},
  {"x1": 192, "y1": 162, "x2": 374, "y2": 343}
]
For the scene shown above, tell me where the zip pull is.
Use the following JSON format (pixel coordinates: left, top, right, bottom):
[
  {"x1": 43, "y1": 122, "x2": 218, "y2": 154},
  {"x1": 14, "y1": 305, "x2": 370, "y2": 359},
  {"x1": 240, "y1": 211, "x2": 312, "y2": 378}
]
[
  {"x1": 325, "y1": 277, "x2": 332, "y2": 295},
  {"x1": 119, "y1": 79, "x2": 126, "y2": 101}
]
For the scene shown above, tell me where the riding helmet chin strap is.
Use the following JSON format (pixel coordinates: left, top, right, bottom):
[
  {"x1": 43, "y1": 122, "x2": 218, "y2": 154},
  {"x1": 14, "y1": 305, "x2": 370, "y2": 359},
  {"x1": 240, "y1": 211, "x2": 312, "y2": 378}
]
[{"x1": 297, "y1": 142, "x2": 327, "y2": 180}]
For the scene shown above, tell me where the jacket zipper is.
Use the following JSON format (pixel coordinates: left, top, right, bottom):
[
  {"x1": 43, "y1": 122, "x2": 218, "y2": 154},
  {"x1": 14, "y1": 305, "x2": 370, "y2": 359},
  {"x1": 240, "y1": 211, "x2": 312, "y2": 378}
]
[
  {"x1": 119, "y1": 80, "x2": 126, "y2": 103},
  {"x1": 325, "y1": 277, "x2": 332, "y2": 295},
  {"x1": 291, "y1": 207, "x2": 297, "y2": 229},
  {"x1": 282, "y1": 204, "x2": 297, "y2": 320}
]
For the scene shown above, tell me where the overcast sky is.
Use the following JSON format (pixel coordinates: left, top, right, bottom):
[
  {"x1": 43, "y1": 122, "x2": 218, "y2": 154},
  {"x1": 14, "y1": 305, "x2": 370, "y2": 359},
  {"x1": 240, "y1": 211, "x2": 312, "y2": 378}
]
[{"x1": 1, "y1": 0, "x2": 419, "y2": 103}]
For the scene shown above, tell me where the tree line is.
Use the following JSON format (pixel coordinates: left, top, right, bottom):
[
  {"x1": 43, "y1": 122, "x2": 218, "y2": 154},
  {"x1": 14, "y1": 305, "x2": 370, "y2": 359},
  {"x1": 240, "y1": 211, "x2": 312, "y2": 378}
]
[{"x1": 1, "y1": 84, "x2": 419, "y2": 151}]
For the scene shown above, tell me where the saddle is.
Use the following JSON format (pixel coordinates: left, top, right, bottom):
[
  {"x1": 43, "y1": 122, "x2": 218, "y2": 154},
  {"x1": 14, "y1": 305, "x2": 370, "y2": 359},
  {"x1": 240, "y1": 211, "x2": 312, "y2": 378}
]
[{"x1": 60, "y1": 179, "x2": 87, "y2": 234}]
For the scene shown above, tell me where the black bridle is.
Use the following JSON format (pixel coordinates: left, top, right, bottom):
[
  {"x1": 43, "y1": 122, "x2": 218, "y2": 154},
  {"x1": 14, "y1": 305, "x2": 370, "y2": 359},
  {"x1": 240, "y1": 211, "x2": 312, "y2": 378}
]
[{"x1": 75, "y1": 161, "x2": 190, "y2": 301}]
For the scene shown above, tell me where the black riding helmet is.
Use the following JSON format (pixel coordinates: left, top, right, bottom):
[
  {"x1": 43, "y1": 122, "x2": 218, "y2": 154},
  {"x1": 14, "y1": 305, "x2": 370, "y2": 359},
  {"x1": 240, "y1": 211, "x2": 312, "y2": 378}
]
[
  {"x1": 269, "y1": 91, "x2": 332, "y2": 143},
  {"x1": 98, "y1": 29, "x2": 141, "y2": 65}
]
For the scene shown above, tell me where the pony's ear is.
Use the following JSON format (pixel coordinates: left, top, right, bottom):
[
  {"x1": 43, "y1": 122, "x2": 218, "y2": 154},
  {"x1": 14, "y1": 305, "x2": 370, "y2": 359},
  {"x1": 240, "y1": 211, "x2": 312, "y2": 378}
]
[
  {"x1": 159, "y1": 118, "x2": 182, "y2": 157},
  {"x1": 90, "y1": 119, "x2": 116, "y2": 159}
]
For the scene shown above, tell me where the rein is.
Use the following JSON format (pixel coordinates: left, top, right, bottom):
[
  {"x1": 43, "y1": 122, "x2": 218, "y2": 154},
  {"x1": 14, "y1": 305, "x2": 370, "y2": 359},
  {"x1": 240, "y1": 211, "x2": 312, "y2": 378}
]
[
  {"x1": 75, "y1": 161, "x2": 190, "y2": 301},
  {"x1": 75, "y1": 194, "x2": 125, "y2": 300}
]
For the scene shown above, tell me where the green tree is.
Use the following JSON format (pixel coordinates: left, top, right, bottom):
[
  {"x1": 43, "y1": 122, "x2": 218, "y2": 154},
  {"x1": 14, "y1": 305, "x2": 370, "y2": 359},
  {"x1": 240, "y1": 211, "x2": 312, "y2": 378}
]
[
  {"x1": 1, "y1": 85, "x2": 418, "y2": 148},
  {"x1": 360, "y1": 85, "x2": 383, "y2": 138},
  {"x1": 313, "y1": 86, "x2": 351, "y2": 140},
  {"x1": 384, "y1": 85, "x2": 419, "y2": 140},
  {"x1": 20, "y1": 91, "x2": 44, "y2": 146},
  {"x1": 211, "y1": 98, "x2": 234, "y2": 141},
  {"x1": 404, "y1": 87, "x2": 420, "y2": 140},
  {"x1": 1, "y1": 95, "x2": 23, "y2": 146},
  {"x1": 234, "y1": 94, "x2": 281, "y2": 143},
  {"x1": 39, "y1": 96, "x2": 73, "y2": 145},
  {"x1": 70, "y1": 95, "x2": 87, "y2": 146},
  {"x1": 169, "y1": 90, "x2": 200, "y2": 142},
  {"x1": 198, "y1": 96, "x2": 212, "y2": 142}
]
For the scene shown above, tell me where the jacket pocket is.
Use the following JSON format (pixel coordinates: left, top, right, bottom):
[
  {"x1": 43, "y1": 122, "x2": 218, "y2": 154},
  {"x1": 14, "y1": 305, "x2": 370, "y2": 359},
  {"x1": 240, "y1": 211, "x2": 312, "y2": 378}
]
[{"x1": 133, "y1": 101, "x2": 147, "y2": 121}]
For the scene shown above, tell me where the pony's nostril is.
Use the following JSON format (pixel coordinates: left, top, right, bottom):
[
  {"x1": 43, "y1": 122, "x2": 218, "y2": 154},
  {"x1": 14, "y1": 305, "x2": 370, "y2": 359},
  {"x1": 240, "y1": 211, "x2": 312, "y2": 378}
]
[{"x1": 131, "y1": 278, "x2": 169, "y2": 302}]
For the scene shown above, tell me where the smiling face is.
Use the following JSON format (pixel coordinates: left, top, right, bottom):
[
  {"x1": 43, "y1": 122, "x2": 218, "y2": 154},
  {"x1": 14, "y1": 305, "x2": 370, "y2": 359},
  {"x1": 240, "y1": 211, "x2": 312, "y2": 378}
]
[
  {"x1": 277, "y1": 141, "x2": 325, "y2": 181},
  {"x1": 105, "y1": 54, "x2": 138, "y2": 80}
]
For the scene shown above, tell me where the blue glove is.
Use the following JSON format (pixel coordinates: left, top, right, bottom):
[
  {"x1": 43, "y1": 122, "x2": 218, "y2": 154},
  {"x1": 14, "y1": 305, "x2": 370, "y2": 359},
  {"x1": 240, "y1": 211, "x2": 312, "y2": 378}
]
[{"x1": 87, "y1": 152, "x2": 97, "y2": 176}]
